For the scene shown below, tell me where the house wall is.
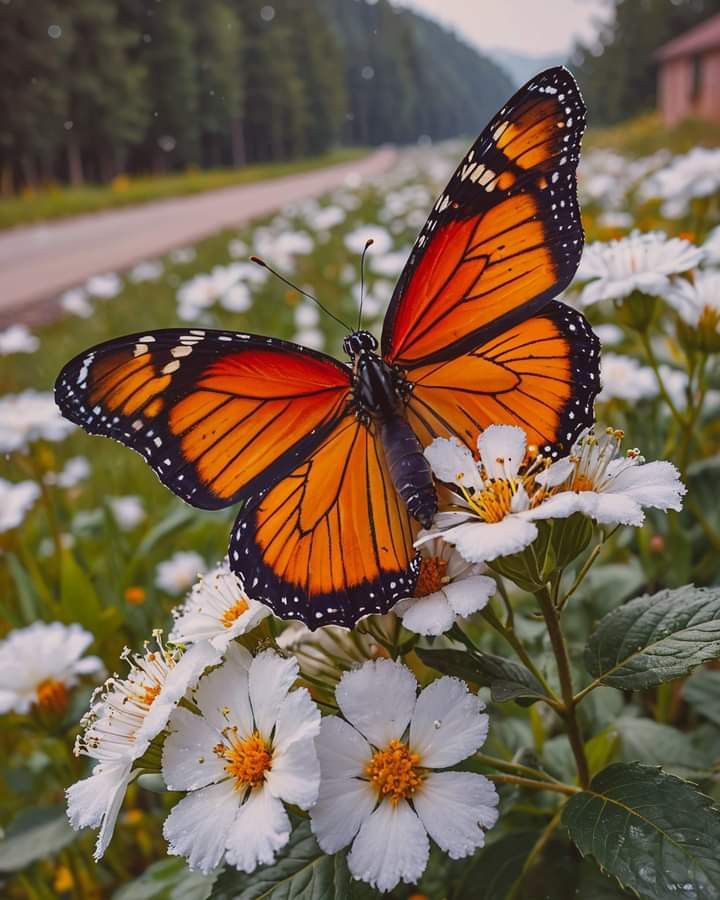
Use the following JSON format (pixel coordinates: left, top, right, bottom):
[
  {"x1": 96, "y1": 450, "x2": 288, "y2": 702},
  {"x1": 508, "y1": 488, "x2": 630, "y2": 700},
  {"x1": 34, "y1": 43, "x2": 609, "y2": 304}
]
[{"x1": 659, "y1": 50, "x2": 720, "y2": 125}]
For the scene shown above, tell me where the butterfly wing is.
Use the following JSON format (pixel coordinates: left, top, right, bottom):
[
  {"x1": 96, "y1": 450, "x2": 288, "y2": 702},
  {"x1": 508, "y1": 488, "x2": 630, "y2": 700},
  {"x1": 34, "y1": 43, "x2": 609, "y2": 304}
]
[
  {"x1": 54, "y1": 329, "x2": 351, "y2": 509},
  {"x1": 230, "y1": 414, "x2": 418, "y2": 628},
  {"x1": 382, "y1": 66, "x2": 587, "y2": 369}
]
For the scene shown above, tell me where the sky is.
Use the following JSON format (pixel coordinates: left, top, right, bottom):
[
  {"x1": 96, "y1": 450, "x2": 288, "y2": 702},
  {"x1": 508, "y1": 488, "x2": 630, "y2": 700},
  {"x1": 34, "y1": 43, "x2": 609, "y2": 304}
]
[{"x1": 395, "y1": 0, "x2": 611, "y2": 56}]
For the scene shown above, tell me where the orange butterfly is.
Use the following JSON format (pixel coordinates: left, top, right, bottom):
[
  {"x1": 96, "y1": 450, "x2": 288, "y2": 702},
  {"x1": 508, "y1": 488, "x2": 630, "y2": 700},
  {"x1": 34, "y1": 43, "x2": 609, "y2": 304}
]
[{"x1": 55, "y1": 67, "x2": 599, "y2": 629}]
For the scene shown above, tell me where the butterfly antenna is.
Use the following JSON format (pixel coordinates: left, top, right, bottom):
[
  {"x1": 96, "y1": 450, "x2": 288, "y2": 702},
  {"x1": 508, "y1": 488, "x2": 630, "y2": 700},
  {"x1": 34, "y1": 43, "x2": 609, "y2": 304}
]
[
  {"x1": 250, "y1": 257, "x2": 352, "y2": 332},
  {"x1": 357, "y1": 238, "x2": 374, "y2": 330}
]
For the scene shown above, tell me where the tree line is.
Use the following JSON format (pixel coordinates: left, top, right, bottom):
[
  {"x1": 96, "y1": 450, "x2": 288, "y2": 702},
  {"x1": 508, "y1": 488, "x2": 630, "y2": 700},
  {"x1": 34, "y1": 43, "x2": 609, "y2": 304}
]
[
  {"x1": 571, "y1": 0, "x2": 720, "y2": 127},
  {"x1": 0, "y1": 0, "x2": 512, "y2": 193}
]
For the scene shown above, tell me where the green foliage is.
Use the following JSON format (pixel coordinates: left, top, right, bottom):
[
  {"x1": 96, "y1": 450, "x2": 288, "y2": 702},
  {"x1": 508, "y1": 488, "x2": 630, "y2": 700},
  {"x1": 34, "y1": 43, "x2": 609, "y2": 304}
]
[
  {"x1": 584, "y1": 585, "x2": 720, "y2": 690},
  {"x1": 563, "y1": 763, "x2": 720, "y2": 899},
  {"x1": 210, "y1": 820, "x2": 355, "y2": 900},
  {"x1": 113, "y1": 857, "x2": 216, "y2": 900},
  {"x1": 0, "y1": 807, "x2": 76, "y2": 872}
]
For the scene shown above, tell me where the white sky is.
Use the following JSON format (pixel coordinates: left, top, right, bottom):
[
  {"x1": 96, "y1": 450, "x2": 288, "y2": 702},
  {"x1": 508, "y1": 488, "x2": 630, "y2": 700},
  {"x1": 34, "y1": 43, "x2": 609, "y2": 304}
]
[{"x1": 395, "y1": 0, "x2": 611, "y2": 56}]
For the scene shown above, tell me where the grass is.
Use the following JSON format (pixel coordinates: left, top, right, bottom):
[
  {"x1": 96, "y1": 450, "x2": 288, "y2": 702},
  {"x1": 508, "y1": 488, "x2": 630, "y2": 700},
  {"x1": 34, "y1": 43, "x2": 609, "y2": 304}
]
[
  {"x1": 0, "y1": 147, "x2": 367, "y2": 231},
  {"x1": 585, "y1": 112, "x2": 720, "y2": 157}
]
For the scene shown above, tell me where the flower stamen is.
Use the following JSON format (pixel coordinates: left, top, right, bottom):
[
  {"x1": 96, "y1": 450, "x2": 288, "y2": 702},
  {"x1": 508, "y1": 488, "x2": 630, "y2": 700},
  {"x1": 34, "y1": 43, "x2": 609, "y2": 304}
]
[
  {"x1": 414, "y1": 557, "x2": 449, "y2": 596},
  {"x1": 36, "y1": 678, "x2": 69, "y2": 714},
  {"x1": 221, "y1": 597, "x2": 249, "y2": 628},
  {"x1": 216, "y1": 731, "x2": 272, "y2": 789},
  {"x1": 366, "y1": 739, "x2": 423, "y2": 803}
]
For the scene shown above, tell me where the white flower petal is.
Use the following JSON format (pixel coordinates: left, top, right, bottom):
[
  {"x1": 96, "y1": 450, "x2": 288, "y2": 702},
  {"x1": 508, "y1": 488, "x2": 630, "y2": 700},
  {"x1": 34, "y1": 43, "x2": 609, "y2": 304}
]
[
  {"x1": 410, "y1": 677, "x2": 488, "y2": 768},
  {"x1": 66, "y1": 761, "x2": 133, "y2": 861},
  {"x1": 249, "y1": 650, "x2": 298, "y2": 738},
  {"x1": 522, "y1": 491, "x2": 583, "y2": 521},
  {"x1": 136, "y1": 641, "x2": 221, "y2": 749},
  {"x1": 398, "y1": 591, "x2": 455, "y2": 636},
  {"x1": 347, "y1": 800, "x2": 430, "y2": 893},
  {"x1": 414, "y1": 771, "x2": 499, "y2": 859},
  {"x1": 477, "y1": 425, "x2": 526, "y2": 479},
  {"x1": 162, "y1": 706, "x2": 225, "y2": 791},
  {"x1": 311, "y1": 776, "x2": 377, "y2": 854},
  {"x1": 194, "y1": 654, "x2": 253, "y2": 737},
  {"x1": 164, "y1": 779, "x2": 239, "y2": 874},
  {"x1": 266, "y1": 737, "x2": 320, "y2": 809},
  {"x1": 336, "y1": 659, "x2": 417, "y2": 747},
  {"x1": 606, "y1": 460, "x2": 685, "y2": 511},
  {"x1": 424, "y1": 437, "x2": 482, "y2": 490},
  {"x1": 593, "y1": 492, "x2": 645, "y2": 526},
  {"x1": 536, "y1": 457, "x2": 574, "y2": 487},
  {"x1": 442, "y1": 517, "x2": 538, "y2": 564},
  {"x1": 444, "y1": 574, "x2": 496, "y2": 617},
  {"x1": 273, "y1": 686, "x2": 321, "y2": 753},
  {"x1": 224, "y1": 786, "x2": 291, "y2": 873},
  {"x1": 316, "y1": 715, "x2": 372, "y2": 781}
]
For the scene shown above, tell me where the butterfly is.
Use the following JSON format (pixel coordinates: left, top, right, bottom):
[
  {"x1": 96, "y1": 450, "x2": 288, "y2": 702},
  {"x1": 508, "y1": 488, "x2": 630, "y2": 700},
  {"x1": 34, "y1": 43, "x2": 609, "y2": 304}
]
[{"x1": 55, "y1": 66, "x2": 599, "y2": 630}]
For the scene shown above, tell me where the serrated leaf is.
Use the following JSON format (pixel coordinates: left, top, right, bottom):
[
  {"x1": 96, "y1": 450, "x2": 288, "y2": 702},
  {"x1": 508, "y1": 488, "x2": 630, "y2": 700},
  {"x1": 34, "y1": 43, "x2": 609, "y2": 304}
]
[
  {"x1": 0, "y1": 806, "x2": 76, "y2": 872},
  {"x1": 415, "y1": 647, "x2": 547, "y2": 704},
  {"x1": 584, "y1": 585, "x2": 720, "y2": 690},
  {"x1": 210, "y1": 820, "x2": 351, "y2": 900},
  {"x1": 563, "y1": 762, "x2": 720, "y2": 899},
  {"x1": 113, "y1": 857, "x2": 216, "y2": 900},
  {"x1": 455, "y1": 831, "x2": 540, "y2": 900},
  {"x1": 682, "y1": 669, "x2": 720, "y2": 726}
]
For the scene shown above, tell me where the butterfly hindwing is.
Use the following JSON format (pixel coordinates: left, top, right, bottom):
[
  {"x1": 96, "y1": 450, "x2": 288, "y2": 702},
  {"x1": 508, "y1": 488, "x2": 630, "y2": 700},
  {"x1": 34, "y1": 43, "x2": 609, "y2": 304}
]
[
  {"x1": 54, "y1": 329, "x2": 351, "y2": 509},
  {"x1": 404, "y1": 301, "x2": 600, "y2": 456},
  {"x1": 382, "y1": 66, "x2": 587, "y2": 368},
  {"x1": 230, "y1": 414, "x2": 419, "y2": 628}
]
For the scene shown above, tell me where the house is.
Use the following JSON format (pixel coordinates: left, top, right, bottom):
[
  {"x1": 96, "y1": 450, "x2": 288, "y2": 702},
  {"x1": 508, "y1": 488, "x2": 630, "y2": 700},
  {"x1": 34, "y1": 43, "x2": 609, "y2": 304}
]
[{"x1": 656, "y1": 12, "x2": 720, "y2": 126}]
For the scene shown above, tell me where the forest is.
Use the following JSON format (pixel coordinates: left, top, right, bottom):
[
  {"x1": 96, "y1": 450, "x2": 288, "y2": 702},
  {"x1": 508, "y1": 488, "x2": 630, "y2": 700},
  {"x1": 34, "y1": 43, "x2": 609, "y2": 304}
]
[{"x1": 0, "y1": 0, "x2": 512, "y2": 192}]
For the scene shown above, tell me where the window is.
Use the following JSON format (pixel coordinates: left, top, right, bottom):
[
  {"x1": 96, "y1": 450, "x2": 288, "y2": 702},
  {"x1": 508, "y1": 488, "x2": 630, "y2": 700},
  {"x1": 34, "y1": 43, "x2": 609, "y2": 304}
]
[{"x1": 690, "y1": 53, "x2": 703, "y2": 101}]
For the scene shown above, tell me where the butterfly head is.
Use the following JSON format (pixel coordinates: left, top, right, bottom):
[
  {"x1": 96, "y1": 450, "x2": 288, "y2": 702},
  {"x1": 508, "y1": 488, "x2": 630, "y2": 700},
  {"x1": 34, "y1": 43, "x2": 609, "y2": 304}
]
[{"x1": 343, "y1": 330, "x2": 378, "y2": 359}]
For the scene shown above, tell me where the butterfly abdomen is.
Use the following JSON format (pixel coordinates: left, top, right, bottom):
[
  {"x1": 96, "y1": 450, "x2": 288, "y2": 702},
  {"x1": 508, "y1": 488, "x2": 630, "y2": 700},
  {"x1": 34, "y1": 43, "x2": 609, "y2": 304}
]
[{"x1": 379, "y1": 416, "x2": 437, "y2": 529}]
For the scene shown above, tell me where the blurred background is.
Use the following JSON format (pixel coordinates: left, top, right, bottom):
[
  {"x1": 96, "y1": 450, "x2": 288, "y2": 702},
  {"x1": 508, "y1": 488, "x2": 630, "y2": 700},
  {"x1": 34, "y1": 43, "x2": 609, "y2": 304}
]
[{"x1": 3, "y1": 1, "x2": 720, "y2": 898}]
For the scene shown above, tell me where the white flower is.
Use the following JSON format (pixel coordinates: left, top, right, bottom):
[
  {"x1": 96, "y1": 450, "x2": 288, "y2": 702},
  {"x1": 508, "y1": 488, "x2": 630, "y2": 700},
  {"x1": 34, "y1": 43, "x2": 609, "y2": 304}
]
[
  {"x1": 703, "y1": 224, "x2": 720, "y2": 266},
  {"x1": 176, "y1": 267, "x2": 239, "y2": 320},
  {"x1": 67, "y1": 634, "x2": 219, "y2": 860},
  {"x1": 0, "y1": 324, "x2": 39, "y2": 355},
  {"x1": 593, "y1": 323, "x2": 625, "y2": 346},
  {"x1": 0, "y1": 622, "x2": 103, "y2": 715},
  {"x1": 344, "y1": 225, "x2": 394, "y2": 256},
  {"x1": 538, "y1": 427, "x2": 685, "y2": 527},
  {"x1": 663, "y1": 270, "x2": 720, "y2": 332},
  {"x1": 109, "y1": 495, "x2": 145, "y2": 530},
  {"x1": 0, "y1": 477, "x2": 40, "y2": 532},
  {"x1": 0, "y1": 390, "x2": 76, "y2": 453},
  {"x1": 169, "y1": 247, "x2": 196, "y2": 265},
  {"x1": 155, "y1": 551, "x2": 206, "y2": 595},
  {"x1": 370, "y1": 250, "x2": 408, "y2": 278},
  {"x1": 86, "y1": 272, "x2": 122, "y2": 299},
  {"x1": 394, "y1": 536, "x2": 496, "y2": 636},
  {"x1": 129, "y1": 260, "x2": 163, "y2": 283},
  {"x1": 162, "y1": 646, "x2": 320, "y2": 875},
  {"x1": 45, "y1": 456, "x2": 90, "y2": 489},
  {"x1": 596, "y1": 210, "x2": 633, "y2": 230},
  {"x1": 170, "y1": 563, "x2": 270, "y2": 651},
  {"x1": 228, "y1": 238, "x2": 249, "y2": 258},
  {"x1": 310, "y1": 659, "x2": 498, "y2": 893},
  {"x1": 421, "y1": 425, "x2": 581, "y2": 565},
  {"x1": 294, "y1": 302, "x2": 320, "y2": 329},
  {"x1": 59, "y1": 287, "x2": 93, "y2": 318},
  {"x1": 220, "y1": 282, "x2": 252, "y2": 313},
  {"x1": 642, "y1": 147, "x2": 720, "y2": 216},
  {"x1": 293, "y1": 327, "x2": 325, "y2": 351},
  {"x1": 577, "y1": 231, "x2": 703, "y2": 307},
  {"x1": 598, "y1": 353, "x2": 659, "y2": 402}
]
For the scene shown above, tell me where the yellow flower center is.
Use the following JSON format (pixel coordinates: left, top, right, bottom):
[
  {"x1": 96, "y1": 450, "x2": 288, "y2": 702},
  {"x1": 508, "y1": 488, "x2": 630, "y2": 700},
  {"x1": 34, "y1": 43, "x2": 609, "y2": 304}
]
[
  {"x1": 570, "y1": 474, "x2": 596, "y2": 493},
  {"x1": 221, "y1": 597, "x2": 249, "y2": 628},
  {"x1": 216, "y1": 731, "x2": 272, "y2": 788},
  {"x1": 366, "y1": 739, "x2": 423, "y2": 803},
  {"x1": 35, "y1": 678, "x2": 68, "y2": 714},
  {"x1": 141, "y1": 683, "x2": 162, "y2": 706},
  {"x1": 699, "y1": 304, "x2": 720, "y2": 334},
  {"x1": 468, "y1": 478, "x2": 518, "y2": 523},
  {"x1": 415, "y1": 557, "x2": 448, "y2": 597}
]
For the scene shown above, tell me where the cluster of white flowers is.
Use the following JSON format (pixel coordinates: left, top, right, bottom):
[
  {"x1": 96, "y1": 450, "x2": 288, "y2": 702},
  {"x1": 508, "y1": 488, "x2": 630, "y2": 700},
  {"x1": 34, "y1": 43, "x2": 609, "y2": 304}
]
[
  {"x1": 0, "y1": 477, "x2": 40, "y2": 533},
  {"x1": 0, "y1": 324, "x2": 39, "y2": 355},
  {"x1": 0, "y1": 389, "x2": 76, "y2": 453}
]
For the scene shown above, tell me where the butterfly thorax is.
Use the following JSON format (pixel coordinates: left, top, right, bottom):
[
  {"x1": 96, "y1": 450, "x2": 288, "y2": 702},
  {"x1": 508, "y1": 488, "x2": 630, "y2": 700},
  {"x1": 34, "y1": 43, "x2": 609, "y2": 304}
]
[{"x1": 345, "y1": 330, "x2": 436, "y2": 529}]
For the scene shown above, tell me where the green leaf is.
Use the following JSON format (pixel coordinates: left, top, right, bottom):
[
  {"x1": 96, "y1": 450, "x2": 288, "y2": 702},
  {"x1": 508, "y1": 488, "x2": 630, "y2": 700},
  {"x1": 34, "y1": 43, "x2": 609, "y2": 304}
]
[
  {"x1": 562, "y1": 762, "x2": 720, "y2": 899},
  {"x1": 683, "y1": 669, "x2": 720, "y2": 726},
  {"x1": 550, "y1": 513, "x2": 594, "y2": 569},
  {"x1": 584, "y1": 727, "x2": 620, "y2": 778},
  {"x1": 0, "y1": 806, "x2": 76, "y2": 872},
  {"x1": 210, "y1": 820, "x2": 352, "y2": 900},
  {"x1": 455, "y1": 831, "x2": 540, "y2": 900},
  {"x1": 584, "y1": 585, "x2": 720, "y2": 690},
  {"x1": 415, "y1": 647, "x2": 547, "y2": 705},
  {"x1": 487, "y1": 521, "x2": 554, "y2": 592},
  {"x1": 5, "y1": 553, "x2": 39, "y2": 624},
  {"x1": 113, "y1": 858, "x2": 216, "y2": 900},
  {"x1": 615, "y1": 717, "x2": 714, "y2": 779},
  {"x1": 59, "y1": 547, "x2": 103, "y2": 630}
]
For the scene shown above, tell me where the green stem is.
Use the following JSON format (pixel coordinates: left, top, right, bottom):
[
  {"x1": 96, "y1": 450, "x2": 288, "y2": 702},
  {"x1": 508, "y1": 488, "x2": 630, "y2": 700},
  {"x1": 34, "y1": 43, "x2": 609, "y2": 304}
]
[
  {"x1": 485, "y1": 773, "x2": 579, "y2": 796},
  {"x1": 640, "y1": 330, "x2": 686, "y2": 428},
  {"x1": 678, "y1": 352, "x2": 708, "y2": 477},
  {"x1": 508, "y1": 809, "x2": 564, "y2": 900},
  {"x1": 686, "y1": 497, "x2": 720, "y2": 553},
  {"x1": 474, "y1": 752, "x2": 559, "y2": 783},
  {"x1": 536, "y1": 587, "x2": 590, "y2": 788},
  {"x1": 473, "y1": 611, "x2": 562, "y2": 708},
  {"x1": 557, "y1": 525, "x2": 619, "y2": 613}
]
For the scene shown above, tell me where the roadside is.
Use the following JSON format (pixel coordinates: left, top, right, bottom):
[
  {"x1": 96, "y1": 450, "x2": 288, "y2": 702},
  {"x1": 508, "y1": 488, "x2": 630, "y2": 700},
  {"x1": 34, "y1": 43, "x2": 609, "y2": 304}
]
[
  {"x1": 0, "y1": 147, "x2": 396, "y2": 327},
  {"x1": 0, "y1": 149, "x2": 367, "y2": 231}
]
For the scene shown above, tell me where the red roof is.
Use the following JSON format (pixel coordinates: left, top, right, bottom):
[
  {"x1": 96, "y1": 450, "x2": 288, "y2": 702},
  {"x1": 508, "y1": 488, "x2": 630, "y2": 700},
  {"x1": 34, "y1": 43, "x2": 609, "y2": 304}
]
[{"x1": 657, "y1": 12, "x2": 720, "y2": 61}]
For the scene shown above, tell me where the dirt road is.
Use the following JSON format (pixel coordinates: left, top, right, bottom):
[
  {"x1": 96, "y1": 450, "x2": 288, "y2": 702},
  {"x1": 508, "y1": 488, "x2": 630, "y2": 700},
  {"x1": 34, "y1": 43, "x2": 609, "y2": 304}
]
[{"x1": 0, "y1": 148, "x2": 395, "y2": 327}]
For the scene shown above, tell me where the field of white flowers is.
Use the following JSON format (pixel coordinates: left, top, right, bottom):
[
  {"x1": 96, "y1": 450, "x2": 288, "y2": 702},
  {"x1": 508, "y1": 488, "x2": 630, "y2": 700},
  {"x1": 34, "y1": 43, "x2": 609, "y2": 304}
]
[{"x1": 2, "y1": 137, "x2": 720, "y2": 899}]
